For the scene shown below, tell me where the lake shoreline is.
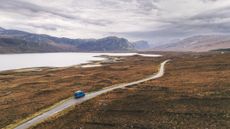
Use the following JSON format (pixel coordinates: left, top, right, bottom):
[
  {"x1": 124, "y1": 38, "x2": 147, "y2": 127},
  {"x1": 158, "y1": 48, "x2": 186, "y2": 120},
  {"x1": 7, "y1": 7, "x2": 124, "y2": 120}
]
[
  {"x1": 0, "y1": 55, "x2": 115, "y2": 73},
  {"x1": 0, "y1": 53, "x2": 161, "y2": 73},
  {"x1": 0, "y1": 54, "x2": 163, "y2": 128}
]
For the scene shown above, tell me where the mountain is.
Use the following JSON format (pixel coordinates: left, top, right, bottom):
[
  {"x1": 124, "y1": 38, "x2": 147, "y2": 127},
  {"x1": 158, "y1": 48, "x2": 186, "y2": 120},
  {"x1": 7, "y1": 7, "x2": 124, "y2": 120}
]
[
  {"x1": 0, "y1": 27, "x2": 5, "y2": 31},
  {"x1": 0, "y1": 38, "x2": 73, "y2": 53},
  {"x1": 212, "y1": 48, "x2": 230, "y2": 52},
  {"x1": 0, "y1": 27, "x2": 135, "y2": 53},
  {"x1": 77, "y1": 36, "x2": 134, "y2": 51},
  {"x1": 132, "y1": 40, "x2": 150, "y2": 50},
  {"x1": 154, "y1": 35, "x2": 230, "y2": 52}
]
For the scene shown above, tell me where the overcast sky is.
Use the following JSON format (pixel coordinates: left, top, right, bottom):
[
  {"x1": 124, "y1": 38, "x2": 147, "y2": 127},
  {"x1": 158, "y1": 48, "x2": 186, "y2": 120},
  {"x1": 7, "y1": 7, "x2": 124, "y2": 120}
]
[{"x1": 1, "y1": 0, "x2": 230, "y2": 44}]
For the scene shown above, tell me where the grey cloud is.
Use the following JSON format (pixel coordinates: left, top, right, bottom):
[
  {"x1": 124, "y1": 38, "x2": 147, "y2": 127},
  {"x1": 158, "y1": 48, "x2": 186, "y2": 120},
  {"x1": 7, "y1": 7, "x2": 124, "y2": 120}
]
[
  {"x1": 0, "y1": 0, "x2": 75, "y2": 19},
  {"x1": 190, "y1": 6, "x2": 230, "y2": 21},
  {"x1": 135, "y1": 0, "x2": 159, "y2": 11},
  {"x1": 111, "y1": 25, "x2": 192, "y2": 44},
  {"x1": 29, "y1": 24, "x2": 59, "y2": 31},
  {"x1": 1, "y1": 0, "x2": 230, "y2": 44},
  {"x1": 182, "y1": 6, "x2": 230, "y2": 33},
  {"x1": 0, "y1": 0, "x2": 113, "y2": 26},
  {"x1": 201, "y1": 0, "x2": 219, "y2": 2},
  {"x1": 112, "y1": 5, "x2": 230, "y2": 44},
  {"x1": 114, "y1": 17, "x2": 230, "y2": 43}
]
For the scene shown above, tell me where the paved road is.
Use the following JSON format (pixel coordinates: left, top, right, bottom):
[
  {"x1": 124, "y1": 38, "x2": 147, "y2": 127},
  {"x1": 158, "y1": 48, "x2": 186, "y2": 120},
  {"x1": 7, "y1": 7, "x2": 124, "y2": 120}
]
[{"x1": 14, "y1": 60, "x2": 170, "y2": 129}]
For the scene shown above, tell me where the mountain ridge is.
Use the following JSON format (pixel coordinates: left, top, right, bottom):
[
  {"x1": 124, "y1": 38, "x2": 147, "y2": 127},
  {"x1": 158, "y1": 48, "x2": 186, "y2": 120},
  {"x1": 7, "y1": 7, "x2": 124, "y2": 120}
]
[
  {"x1": 0, "y1": 27, "x2": 138, "y2": 53},
  {"x1": 154, "y1": 35, "x2": 230, "y2": 52}
]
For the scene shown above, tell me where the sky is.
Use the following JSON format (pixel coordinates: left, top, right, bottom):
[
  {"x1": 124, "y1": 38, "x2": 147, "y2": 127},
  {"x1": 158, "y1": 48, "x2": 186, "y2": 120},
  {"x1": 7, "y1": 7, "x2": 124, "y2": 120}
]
[{"x1": 1, "y1": 0, "x2": 230, "y2": 44}]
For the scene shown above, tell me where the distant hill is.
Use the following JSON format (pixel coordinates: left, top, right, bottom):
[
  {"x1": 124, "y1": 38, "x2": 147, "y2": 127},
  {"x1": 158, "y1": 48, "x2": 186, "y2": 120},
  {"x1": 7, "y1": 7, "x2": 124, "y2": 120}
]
[
  {"x1": 154, "y1": 35, "x2": 230, "y2": 52},
  {"x1": 0, "y1": 27, "x2": 135, "y2": 53},
  {"x1": 212, "y1": 48, "x2": 230, "y2": 52},
  {"x1": 77, "y1": 36, "x2": 134, "y2": 51},
  {"x1": 132, "y1": 40, "x2": 150, "y2": 50},
  {"x1": 0, "y1": 38, "x2": 74, "y2": 53}
]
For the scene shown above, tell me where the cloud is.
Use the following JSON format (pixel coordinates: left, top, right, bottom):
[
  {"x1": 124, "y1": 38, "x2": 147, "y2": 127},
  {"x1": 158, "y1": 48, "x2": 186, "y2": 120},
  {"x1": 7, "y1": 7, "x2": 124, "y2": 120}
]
[
  {"x1": 0, "y1": 0, "x2": 230, "y2": 44},
  {"x1": 112, "y1": 1, "x2": 230, "y2": 43},
  {"x1": 0, "y1": 0, "x2": 113, "y2": 26},
  {"x1": 201, "y1": 0, "x2": 219, "y2": 3},
  {"x1": 0, "y1": 0, "x2": 73, "y2": 19}
]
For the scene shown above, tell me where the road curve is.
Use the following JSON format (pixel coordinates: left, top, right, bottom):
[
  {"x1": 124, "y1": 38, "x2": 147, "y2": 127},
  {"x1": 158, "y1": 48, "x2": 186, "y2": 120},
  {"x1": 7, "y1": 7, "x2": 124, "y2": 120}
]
[{"x1": 14, "y1": 60, "x2": 170, "y2": 129}]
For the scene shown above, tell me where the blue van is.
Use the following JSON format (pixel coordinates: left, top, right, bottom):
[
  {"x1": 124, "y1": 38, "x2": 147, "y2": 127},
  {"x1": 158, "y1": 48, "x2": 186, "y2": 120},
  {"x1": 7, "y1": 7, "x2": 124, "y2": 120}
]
[{"x1": 74, "y1": 90, "x2": 85, "y2": 98}]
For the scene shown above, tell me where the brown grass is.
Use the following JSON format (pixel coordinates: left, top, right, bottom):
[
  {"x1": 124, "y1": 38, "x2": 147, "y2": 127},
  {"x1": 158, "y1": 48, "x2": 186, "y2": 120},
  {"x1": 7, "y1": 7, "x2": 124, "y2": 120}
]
[
  {"x1": 31, "y1": 52, "x2": 230, "y2": 129},
  {"x1": 0, "y1": 55, "x2": 161, "y2": 128}
]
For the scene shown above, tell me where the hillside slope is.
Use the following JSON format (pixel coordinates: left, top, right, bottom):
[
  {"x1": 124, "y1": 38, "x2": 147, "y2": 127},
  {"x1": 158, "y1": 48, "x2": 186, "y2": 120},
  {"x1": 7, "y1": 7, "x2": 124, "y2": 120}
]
[
  {"x1": 154, "y1": 35, "x2": 230, "y2": 52},
  {"x1": 132, "y1": 40, "x2": 150, "y2": 50},
  {"x1": 0, "y1": 27, "x2": 135, "y2": 53}
]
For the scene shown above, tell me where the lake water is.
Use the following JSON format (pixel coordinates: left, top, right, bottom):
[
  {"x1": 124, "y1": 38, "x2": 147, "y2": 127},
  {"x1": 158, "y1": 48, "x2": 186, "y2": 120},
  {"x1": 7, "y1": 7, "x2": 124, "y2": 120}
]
[{"x1": 0, "y1": 53, "x2": 161, "y2": 72}]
